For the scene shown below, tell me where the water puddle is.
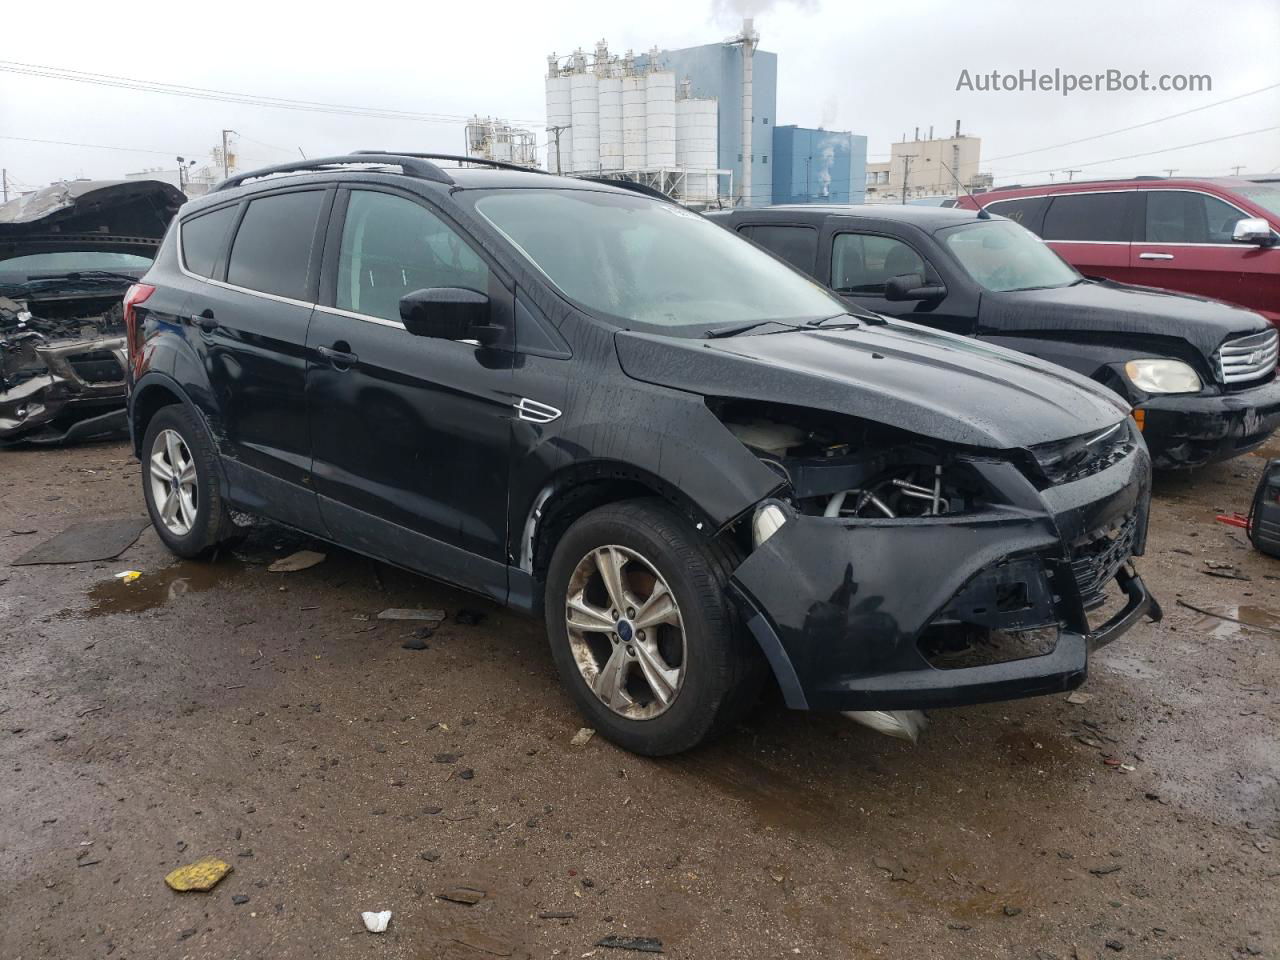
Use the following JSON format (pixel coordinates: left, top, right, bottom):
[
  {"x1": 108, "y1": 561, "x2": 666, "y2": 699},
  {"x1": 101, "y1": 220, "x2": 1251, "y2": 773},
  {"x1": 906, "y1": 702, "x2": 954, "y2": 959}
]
[
  {"x1": 1190, "y1": 604, "x2": 1280, "y2": 639},
  {"x1": 60, "y1": 559, "x2": 243, "y2": 619}
]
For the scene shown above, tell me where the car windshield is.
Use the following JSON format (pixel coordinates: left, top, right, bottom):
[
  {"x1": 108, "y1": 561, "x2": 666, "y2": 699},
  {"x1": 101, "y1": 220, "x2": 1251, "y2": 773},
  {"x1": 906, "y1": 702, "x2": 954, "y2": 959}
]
[
  {"x1": 1236, "y1": 186, "x2": 1280, "y2": 220},
  {"x1": 470, "y1": 188, "x2": 850, "y2": 334},
  {"x1": 0, "y1": 251, "x2": 152, "y2": 284},
  {"x1": 940, "y1": 219, "x2": 1081, "y2": 292}
]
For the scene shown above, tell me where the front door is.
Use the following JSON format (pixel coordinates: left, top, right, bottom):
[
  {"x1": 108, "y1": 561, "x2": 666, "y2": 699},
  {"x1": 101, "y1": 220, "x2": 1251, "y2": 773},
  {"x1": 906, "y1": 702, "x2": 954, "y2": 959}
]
[{"x1": 307, "y1": 186, "x2": 515, "y2": 600}]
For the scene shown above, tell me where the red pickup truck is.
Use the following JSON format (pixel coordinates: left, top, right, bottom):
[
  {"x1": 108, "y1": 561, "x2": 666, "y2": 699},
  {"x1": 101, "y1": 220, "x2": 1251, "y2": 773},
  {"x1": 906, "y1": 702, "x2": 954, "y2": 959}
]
[{"x1": 953, "y1": 178, "x2": 1280, "y2": 328}]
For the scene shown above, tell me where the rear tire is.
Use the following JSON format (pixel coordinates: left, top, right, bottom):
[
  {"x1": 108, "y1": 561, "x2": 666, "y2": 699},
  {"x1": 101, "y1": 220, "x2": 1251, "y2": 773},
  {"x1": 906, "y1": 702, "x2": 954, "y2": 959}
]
[
  {"x1": 141, "y1": 405, "x2": 239, "y2": 559},
  {"x1": 544, "y1": 498, "x2": 763, "y2": 756}
]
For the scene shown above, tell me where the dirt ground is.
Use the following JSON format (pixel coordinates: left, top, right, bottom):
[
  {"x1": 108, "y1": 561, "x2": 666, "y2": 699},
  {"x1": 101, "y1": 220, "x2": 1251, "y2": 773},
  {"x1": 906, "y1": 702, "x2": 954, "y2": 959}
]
[{"x1": 1, "y1": 434, "x2": 1277, "y2": 960}]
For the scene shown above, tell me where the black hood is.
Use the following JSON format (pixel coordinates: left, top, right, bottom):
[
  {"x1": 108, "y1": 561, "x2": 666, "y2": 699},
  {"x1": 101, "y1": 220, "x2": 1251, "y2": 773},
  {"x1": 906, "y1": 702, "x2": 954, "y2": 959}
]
[
  {"x1": 615, "y1": 319, "x2": 1130, "y2": 451},
  {"x1": 0, "y1": 179, "x2": 185, "y2": 262},
  {"x1": 981, "y1": 279, "x2": 1270, "y2": 360}
]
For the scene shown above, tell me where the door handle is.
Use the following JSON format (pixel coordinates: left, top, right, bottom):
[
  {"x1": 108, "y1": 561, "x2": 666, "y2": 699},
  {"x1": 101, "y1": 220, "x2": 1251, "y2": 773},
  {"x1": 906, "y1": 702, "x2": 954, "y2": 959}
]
[
  {"x1": 193, "y1": 308, "x2": 218, "y2": 332},
  {"x1": 1138, "y1": 252, "x2": 1175, "y2": 261},
  {"x1": 316, "y1": 343, "x2": 358, "y2": 367}
]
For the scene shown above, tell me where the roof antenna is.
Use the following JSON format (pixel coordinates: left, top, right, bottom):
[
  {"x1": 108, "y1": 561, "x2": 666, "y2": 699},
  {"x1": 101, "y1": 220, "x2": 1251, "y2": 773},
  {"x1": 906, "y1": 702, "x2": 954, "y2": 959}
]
[{"x1": 939, "y1": 157, "x2": 989, "y2": 219}]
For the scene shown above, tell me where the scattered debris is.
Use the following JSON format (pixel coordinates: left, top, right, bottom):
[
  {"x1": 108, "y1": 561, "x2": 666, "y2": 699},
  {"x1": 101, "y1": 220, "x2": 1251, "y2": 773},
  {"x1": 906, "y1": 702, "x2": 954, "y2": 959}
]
[
  {"x1": 435, "y1": 753, "x2": 459, "y2": 764},
  {"x1": 1066, "y1": 691, "x2": 1094, "y2": 705},
  {"x1": 597, "y1": 935, "x2": 663, "y2": 953},
  {"x1": 538, "y1": 911, "x2": 577, "y2": 920},
  {"x1": 1174, "y1": 599, "x2": 1280, "y2": 635},
  {"x1": 165, "y1": 857, "x2": 232, "y2": 892},
  {"x1": 113, "y1": 570, "x2": 142, "y2": 584},
  {"x1": 11, "y1": 517, "x2": 149, "y2": 566},
  {"x1": 420, "y1": 850, "x2": 441, "y2": 862},
  {"x1": 842, "y1": 709, "x2": 928, "y2": 743},
  {"x1": 570, "y1": 727, "x2": 596, "y2": 747},
  {"x1": 436, "y1": 885, "x2": 487, "y2": 905},
  {"x1": 871, "y1": 856, "x2": 916, "y2": 883},
  {"x1": 1003, "y1": 906, "x2": 1022, "y2": 917},
  {"x1": 377, "y1": 608, "x2": 446, "y2": 622},
  {"x1": 1201, "y1": 560, "x2": 1251, "y2": 581},
  {"x1": 361, "y1": 909, "x2": 391, "y2": 933},
  {"x1": 1105, "y1": 939, "x2": 1125, "y2": 951},
  {"x1": 268, "y1": 550, "x2": 326, "y2": 573},
  {"x1": 1089, "y1": 865, "x2": 1122, "y2": 876},
  {"x1": 231, "y1": 894, "x2": 250, "y2": 905},
  {"x1": 401, "y1": 635, "x2": 429, "y2": 651}
]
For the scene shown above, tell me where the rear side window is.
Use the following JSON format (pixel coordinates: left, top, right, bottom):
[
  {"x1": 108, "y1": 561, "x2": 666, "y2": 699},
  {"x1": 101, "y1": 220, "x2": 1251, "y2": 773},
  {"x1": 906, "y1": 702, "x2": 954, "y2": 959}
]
[
  {"x1": 1041, "y1": 192, "x2": 1130, "y2": 242},
  {"x1": 831, "y1": 233, "x2": 936, "y2": 294},
  {"x1": 181, "y1": 205, "x2": 237, "y2": 279},
  {"x1": 739, "y1": 224, "x2": 818, "y2": 273},
  {"x1": 1145, "y1": 190, "x2": 1250, "y2": 244},
  {"x1": 984, "y1": 196, "x2": 1048, "y2": 231},
  {"x1": 226, "y1": 191, "x2": 324, "y2": 300}
]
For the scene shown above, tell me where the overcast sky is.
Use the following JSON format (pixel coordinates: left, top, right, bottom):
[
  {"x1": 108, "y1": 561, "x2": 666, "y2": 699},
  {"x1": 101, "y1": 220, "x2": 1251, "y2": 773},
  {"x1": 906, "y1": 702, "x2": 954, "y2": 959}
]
[{"x1": 1, "y1": 0, "x2": 1277, "y2": 192}]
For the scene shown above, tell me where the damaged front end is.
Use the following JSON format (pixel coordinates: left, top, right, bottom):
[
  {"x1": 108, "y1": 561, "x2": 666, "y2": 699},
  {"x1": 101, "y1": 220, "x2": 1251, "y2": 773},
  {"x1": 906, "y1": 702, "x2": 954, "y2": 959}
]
[
  {"x1": 716, "y1": 401, "x2": 1161, "y2": 714},
  {"x1": 0, "y1": 178, "x2": 184, "y2": 445},
  {"x1": 0, "y1": 294, "x2": 131, "y2": 444}
]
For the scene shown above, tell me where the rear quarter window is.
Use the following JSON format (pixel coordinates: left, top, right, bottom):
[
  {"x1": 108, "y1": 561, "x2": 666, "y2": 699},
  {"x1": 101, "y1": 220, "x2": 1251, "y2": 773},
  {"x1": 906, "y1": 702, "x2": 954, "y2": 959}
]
[
  {"x1": 1041, "y1": 192, "x2": 1132, "y2": 242},
  {"x1": 983, "y1": 196, "x2": 1048, "y2": 232},
  {"x1": 226, "y1": 190, "x2": 325, "y2": 300},
  {"x1": 181, "y1": 205, "x2": 238, "y2": 279},
  {"x1": 738, "y1": 224, "x2": 819, "y2": 273}
]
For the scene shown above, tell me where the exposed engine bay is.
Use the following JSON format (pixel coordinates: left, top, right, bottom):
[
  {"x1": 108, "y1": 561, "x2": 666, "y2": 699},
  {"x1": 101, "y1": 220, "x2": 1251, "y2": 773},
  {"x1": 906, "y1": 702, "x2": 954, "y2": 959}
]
[{"x1": 712, "y1": 398, "x2": 988, "y2": 521}]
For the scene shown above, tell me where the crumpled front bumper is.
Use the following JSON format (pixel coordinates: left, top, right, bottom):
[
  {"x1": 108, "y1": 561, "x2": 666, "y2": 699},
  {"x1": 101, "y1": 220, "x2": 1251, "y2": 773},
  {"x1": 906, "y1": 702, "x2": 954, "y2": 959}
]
[
  {"x1": 0, "y1": 335, "x2": 129, "y2": 445},
  {"x1": 1139, "y1": 376, "x2": 1280, "y2": 469},
  {"x1": 728, "y1": 453, "x2": 1161, "y2": 712}
]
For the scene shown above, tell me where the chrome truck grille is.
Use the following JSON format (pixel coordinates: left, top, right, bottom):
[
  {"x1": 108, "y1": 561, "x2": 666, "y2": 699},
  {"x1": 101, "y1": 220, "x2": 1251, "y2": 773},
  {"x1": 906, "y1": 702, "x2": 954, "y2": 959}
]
[{"x1": 1218, "y1": 328, "x2": 1278, "y2": 386}]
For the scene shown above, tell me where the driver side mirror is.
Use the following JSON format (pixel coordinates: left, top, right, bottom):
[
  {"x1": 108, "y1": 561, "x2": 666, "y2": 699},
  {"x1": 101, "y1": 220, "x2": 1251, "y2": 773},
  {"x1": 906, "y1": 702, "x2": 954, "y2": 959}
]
[
  {"x1": 1232, "y1": 217, "x2": 1276, "y2": 247},
  {"x1": 399, "y1": 287, "x2": 502, "y2": 345},
  {"x1": 884, "y1": 273, "x2": 947, "y2": 302}
]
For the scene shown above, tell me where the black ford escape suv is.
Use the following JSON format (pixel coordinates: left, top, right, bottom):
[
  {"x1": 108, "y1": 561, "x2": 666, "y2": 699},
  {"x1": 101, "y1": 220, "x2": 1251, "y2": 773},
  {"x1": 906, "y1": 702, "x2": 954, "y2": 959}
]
[{"x1": 125, "y1": 153, "x2": 1160, "y2": 755}]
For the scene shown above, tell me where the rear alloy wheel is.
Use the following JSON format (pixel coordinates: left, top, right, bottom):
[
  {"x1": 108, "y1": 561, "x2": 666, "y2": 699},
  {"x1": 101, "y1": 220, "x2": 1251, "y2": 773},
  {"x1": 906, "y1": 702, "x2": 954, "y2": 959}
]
[
  {"x1": 545, "y1": 499, "x2": 764, "y2": 755},
  {"x1": 148, "y1": 428, "x2": 199, "y2": 537}
]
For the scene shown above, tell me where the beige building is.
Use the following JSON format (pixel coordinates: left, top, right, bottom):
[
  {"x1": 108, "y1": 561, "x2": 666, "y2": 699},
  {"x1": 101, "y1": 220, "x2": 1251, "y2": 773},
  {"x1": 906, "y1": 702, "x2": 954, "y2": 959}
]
[{"x1": 865, "y1": 126, "x2": 989, "y2": 202}]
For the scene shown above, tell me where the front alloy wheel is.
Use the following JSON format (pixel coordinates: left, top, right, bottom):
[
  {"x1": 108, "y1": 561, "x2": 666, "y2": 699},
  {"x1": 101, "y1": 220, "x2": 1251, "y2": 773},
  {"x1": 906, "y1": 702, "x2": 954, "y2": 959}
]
[
  {"x1": 566, "y1": 545, "x2": 686, "y2": 719},
  {"x1": 149, "y1": 428, "x2": 199, "y2": 536}
]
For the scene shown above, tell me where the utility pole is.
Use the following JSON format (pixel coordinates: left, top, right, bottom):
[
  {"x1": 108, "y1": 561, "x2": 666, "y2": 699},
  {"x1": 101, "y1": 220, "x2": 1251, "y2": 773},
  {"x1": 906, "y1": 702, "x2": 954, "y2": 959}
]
[
  {"x1": 1162, "y1": 168, "x2": 1178, "y2": 178},
  {"x1": 1, "y1": 169, "x2": 7, "y2": 203},
  {"x1": 221, "y1": 129, "x2": 237, "y2": 178},
  {"x1": 1231, "y1": 165, "x2": 1245, "y2": 176},
  {"x1": 899, "y1": 154, "x2": 916, "y2": 204},
  {"x1": 547, "y1": 124, "x2": 571, "y2": 175},
  {"x1": 1063, "y1": 169, "x2": 1081, "y2": 181}
]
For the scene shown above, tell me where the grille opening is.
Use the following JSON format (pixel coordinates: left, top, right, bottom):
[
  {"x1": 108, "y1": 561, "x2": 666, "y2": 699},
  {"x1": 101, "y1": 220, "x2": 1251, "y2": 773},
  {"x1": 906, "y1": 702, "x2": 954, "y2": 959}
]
[
  {"x1": 1218, "y1": 328, "x2": 1278, "y2": 387},
  {"x1": 918, "y1": 623, "x2": 1060, "y2": 669}
]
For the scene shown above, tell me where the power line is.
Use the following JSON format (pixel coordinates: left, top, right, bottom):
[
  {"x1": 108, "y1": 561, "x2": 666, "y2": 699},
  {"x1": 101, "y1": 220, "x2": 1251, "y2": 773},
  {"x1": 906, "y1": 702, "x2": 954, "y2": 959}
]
[
  {"x1": 983, "y1": 81, "x2": 1280, "y2": 163},
  {"x1": 0, "y1": 61, "x2": 541, "y2": 127},
  {"x1": 0, "y1": 133, "x2": 205, "y2": 156}
]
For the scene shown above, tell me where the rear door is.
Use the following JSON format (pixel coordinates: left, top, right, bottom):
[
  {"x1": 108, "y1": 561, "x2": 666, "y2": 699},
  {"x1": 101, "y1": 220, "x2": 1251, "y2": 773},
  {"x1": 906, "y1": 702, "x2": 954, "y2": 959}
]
[
  {"x1": 1038, "y1": 190, "x2": 1140, "y2": 283},
  {"x1": 307, "y1": 185, "x2": 515, "y2": 601},
  {"x1": 186, "y1": 186, "x2": 331, "y2": 532},
  {"x1": 1132, "y1": 188, "x2": 1280, "y2": 316}
]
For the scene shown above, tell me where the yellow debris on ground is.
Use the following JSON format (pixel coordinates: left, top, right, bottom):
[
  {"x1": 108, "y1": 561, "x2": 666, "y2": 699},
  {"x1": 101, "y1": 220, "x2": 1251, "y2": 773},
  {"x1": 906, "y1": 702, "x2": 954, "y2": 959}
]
[{"x1": 164, "y1": 858, "x2": 233, "y2": 892}]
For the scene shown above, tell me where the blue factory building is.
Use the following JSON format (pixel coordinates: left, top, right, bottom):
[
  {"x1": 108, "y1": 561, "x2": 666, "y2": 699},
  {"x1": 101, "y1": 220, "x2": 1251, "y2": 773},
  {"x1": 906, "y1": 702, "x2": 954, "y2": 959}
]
[{"x1": 772, "y1": 126, "x2": 867, "y2": 205}]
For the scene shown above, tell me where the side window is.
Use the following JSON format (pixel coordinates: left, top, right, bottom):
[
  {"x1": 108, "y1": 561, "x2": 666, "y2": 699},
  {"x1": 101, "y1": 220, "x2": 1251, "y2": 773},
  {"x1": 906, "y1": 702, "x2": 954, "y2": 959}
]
[
  {"x1": 739, "y1": 224, "x2": 818, "y2": 273},
  {"x1": 337, "y1": 191, "x2": 490, "y2": 323},
  {"x1": 226, "y1": 191, "x2": 324, "y2": 300},
  {"x1": 1041, "y1": 192, "x2": 1130, "y2": 242},
  {"x1": 181, "y1": 205, "x2": 237, "y2": 279},
  {"x1": 831, "y1": 233, "x2": 935, "y2": 295},
  {"x1": 984, "y1": 196, "x2": 1048, "y2": 232},
  {"x1": 1145, "y1": 191, "x2": 1249, "y2": 244}
]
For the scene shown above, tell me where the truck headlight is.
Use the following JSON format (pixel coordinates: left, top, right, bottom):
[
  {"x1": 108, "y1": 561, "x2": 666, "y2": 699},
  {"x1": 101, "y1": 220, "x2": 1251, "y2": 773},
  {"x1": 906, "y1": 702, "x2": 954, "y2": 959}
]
[
  {"x1": 752, "y1": 502, "x2": 788, "y2": 548},
  {"x1": 1124, "y1": 359, "x2": 1202, "y2": 394}
]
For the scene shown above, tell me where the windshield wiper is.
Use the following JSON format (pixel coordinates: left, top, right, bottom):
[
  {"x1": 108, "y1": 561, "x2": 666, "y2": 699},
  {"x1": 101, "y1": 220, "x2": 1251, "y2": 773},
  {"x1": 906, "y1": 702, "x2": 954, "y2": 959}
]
[
  {"x1": 23, "y1": 270, "x2": 143, "y2": 286},
  {"x1": 704, "y1": 319, "x2": 808, "y2": 339}
]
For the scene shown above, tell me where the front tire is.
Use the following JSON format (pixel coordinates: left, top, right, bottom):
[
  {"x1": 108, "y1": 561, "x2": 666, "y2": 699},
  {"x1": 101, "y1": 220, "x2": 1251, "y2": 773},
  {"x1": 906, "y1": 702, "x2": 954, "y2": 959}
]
[
  {"x1": 544, "y1": 499, "x2": 762, "y2": 756},
  {"x1": 141, "y1": 405, "x2": 239, "y2": 559}
]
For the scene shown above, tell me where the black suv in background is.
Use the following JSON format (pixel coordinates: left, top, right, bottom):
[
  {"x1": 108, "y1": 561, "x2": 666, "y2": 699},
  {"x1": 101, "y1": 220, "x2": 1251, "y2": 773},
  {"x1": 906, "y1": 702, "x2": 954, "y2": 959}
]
[
  {"x1": 125, "y1": 154, "x2": 1157, "y2": 755},
  {"x1": 707, "y1": 205, "x2": 1280, "y2": 469}
]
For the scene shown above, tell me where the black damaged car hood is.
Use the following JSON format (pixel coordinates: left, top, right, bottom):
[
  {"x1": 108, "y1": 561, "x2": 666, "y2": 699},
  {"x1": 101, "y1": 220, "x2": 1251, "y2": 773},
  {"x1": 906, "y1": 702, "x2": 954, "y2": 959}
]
[
  {"x1": 615, "y1": 319, "x2": 1130, "y2": 451},
  {"x1": 980, "y1": 279, "x2": 1271, "y2": 359},
  {"x1": 0, "y1": 179, "x2": 185, "y2": 261}
]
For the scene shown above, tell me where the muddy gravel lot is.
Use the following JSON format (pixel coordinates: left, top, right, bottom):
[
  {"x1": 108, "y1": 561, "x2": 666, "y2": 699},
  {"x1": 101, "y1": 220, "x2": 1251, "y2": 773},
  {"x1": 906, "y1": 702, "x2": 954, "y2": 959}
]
[{"x1": 2, "y1": 437, "x2": 1278, "y2": 960}]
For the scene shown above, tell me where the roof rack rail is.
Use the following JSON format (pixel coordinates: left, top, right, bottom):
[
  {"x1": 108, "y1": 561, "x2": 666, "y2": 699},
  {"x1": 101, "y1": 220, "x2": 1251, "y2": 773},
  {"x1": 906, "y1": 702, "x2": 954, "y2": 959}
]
[
  {"x1": 213, "y1": 154, "x2": 455, "y2": 192},
  {"x1": 577, "y1": 176, "x2": 679, "y2": 204},
  {"x1": 354, "y1": 151, "x2": 550, "y2": 175}
]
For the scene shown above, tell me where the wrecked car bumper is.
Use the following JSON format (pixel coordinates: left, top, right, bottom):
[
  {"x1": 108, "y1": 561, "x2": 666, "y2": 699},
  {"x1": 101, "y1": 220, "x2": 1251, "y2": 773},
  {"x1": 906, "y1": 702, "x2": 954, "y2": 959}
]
[
  {"x1": 728, "y1": 454, "x2": 1160, "y2": 712},
  {"x1": 0, "y1": 335, "x2": 129, "y2": 445},
  {"x1": 1139, "y1": 377, "x2": 1280, "y2": 469}
]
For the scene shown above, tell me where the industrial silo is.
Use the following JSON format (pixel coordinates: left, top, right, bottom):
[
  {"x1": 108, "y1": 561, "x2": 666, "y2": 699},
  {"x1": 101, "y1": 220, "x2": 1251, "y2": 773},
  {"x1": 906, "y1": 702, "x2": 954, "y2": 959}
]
[
  {"x1": 676, "y1": 94, "x2": 718, "y2": 202},
  {"x1": 621, "y1": 73, "x2": 647, "y2": 170},
  {"x1": 545, "y1": 56, "x2": 574, "y2": 174},
  {"x1": 598, "y1": 74, "x2": 623, "y2": 171},
  {"x1": 645, "y1": 70, "x2": 677, "y2": 169},
  {"x1": 569, "y1": 54, "x2": 600, "y2": 173}
]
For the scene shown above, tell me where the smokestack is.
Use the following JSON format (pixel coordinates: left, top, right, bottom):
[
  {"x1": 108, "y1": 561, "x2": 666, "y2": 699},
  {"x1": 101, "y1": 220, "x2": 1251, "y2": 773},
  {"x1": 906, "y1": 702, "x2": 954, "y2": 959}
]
[
  {"x1": 914, "y1": 126, "x2": 919, "y2": 141},
  {"x1": 955, "y1": 119, "x2": 961, "y2": 138},
  {"x1": 929, "y1": 125, "x2": 933, "y2": 140},
  {"x1": 739, "y1": 18, "x2": 757, "y2": 206}
]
